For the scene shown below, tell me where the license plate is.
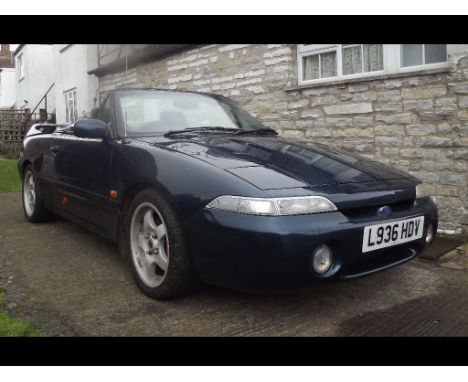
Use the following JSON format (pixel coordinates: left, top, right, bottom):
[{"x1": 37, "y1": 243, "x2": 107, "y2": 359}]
[{"x1": 362, "y1": 216, "x2": 425, "y2": 253}]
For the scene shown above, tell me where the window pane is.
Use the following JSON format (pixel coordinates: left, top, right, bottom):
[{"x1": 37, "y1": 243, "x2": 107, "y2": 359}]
[
  {"x1": 401, "y1": 44, "x2": 423, "y2": 67},
  {"x1": 343, "y1": 45, "x2": 362, "y2": 75},
  {"x1": 303, "y1": 55, "x2": 319, "y2": 80},
  {"x1": 363, "y1": 44, "x2": 383, "y2": 72},
  {"x1": 425, "y1": 44, "x2": 447, "y2": 64},
  {"x1": 73, "y1": 92, "x2": 77, "y2": 122},
  {"x1": 65, "y1": 95, "x2": 68, "y2": 123},
  {"x1": 321, "y1": 51, "x2": 337, "y2": 78},
  {"x1": 18, "y1": 55, "x2": 24, "y2": 78}
]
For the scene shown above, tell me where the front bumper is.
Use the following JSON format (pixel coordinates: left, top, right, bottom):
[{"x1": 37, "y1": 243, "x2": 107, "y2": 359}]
[{"x1": 186, "y1": 197, "x2": 438, "y2": 292}]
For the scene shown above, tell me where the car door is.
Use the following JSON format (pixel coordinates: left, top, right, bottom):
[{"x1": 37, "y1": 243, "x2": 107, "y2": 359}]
[
  {"x1": 27, "y1": 130, "x2": 63, "y2": 210},
  {"x1": 52, "y1": 98, "x2": 118, "y2": 235}
]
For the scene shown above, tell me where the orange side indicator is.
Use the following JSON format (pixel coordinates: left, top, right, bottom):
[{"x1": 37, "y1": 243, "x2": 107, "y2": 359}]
[{"x1": 109, "y1": 190, "x2": 118, "y2": 199}]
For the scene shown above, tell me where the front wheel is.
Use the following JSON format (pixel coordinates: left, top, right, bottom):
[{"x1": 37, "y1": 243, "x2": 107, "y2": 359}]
[
  {"x1": 22, "y1": 165, "x2": 53, "y2": 223},
  {"x1": 122, "y1": 188, "x2": 196, "y2": 299}
]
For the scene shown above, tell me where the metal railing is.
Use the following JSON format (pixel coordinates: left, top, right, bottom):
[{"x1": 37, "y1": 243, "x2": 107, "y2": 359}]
[{"x1": 21, "y1": 82, "x2": 55, "y2": 134}]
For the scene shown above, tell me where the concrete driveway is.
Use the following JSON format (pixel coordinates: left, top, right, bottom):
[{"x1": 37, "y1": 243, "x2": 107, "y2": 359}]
[{"x1": 1, "y1": 192, "x2": 467, "y2": 336}]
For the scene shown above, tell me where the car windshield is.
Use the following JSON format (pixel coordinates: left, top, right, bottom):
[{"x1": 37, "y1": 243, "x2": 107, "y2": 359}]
[{"x1": 116, "y1": 90, "x2": 267, "y2": 137}]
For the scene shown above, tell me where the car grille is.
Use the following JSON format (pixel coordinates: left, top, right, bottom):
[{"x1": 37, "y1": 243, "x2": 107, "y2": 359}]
[
  {"x1": 340, "y1": 242, "x2": 420, "y2": 279},
  {"x1": 340, "y1": 199, "x2": 415, "y2": 221}
]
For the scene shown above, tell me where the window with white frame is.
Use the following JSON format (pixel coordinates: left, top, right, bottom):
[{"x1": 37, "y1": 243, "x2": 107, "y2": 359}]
[
  {"x1": 17, "y1": 54, "x2": 24, "y2": 80},
  {"x1": 342, "y1": 44, "x2": 384, "y2": 75},
  {"x1": 297, "y1": 44, "x2": 448, "y2": 85},
  {"x1": 64, "y1": 90, "x2": 78, "y2": 124},
  {"x1": 400, "y1": 44, "x2": 447, "y2": 68}
]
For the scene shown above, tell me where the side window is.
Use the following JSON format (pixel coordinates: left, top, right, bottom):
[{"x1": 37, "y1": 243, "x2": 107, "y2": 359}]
[
  {"x1": 96, "y1": 95, "x2": 114, "y2": 137},
  {"x1": 97, "y1": 96, "x2": 112, "y2": 124}
]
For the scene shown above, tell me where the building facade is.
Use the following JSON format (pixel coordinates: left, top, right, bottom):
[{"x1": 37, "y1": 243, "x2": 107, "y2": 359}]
[
  {"x1": 14, "y1": 44, "x2": 55, "y2": 115},
  {"x1": 13, "y1": 44, "x2": 99, "y2": 124},
  {"x1": 0, "y1": 44, "x2": 16, "y2": 109},
  {"x1": 91, "y1": 44, "x2": 468, "y2": 234},
  {"x1": 0, "y1": 68, "x2": 16, "y2": 108},
  {"x1": 53, "y1": 44, "x2": 99, "y2": 124}
]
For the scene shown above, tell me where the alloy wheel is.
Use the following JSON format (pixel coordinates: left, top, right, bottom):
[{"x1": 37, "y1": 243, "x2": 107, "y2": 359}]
[
  {"x1": 23, "y1": 171, "x2": 36, "y2": 217},
  {"x1": 130, "y1": 202, "x2": 170, "y2": 288}
]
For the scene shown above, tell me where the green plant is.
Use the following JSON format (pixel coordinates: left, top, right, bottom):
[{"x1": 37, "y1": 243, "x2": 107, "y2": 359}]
[
  {"x1": 0, "y1": 313, "x2": 38, "y2": 336},
  {"x1": 0, "y1": 160, "x2": 21, "y2": 193},
  {"x1": 0, "y1": 287, "x2": 38, "y2": 337}
]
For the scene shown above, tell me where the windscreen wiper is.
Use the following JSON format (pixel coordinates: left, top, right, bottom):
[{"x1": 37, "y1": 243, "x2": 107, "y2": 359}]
[
  {"x1": 164, "y1": 127, "x2": 239, "y2": 137},
  {"x1": 234, "y1": 128, "x2": 278, "y2": 135}
]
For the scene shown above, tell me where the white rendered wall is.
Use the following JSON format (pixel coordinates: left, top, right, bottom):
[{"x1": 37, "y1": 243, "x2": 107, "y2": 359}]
[
  {"x1": 15, "y1": 44, "x2": 55, "y2": 113},
  {"x1": 0, "y1": 68, "x2": 16, "y2": 108},
  {"x1": 53, "y1": 44, "x2": 99, "y2": 124}
]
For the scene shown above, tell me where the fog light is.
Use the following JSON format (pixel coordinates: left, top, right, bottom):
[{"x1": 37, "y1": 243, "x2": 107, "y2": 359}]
[
  {"x1": 426, "y1": 224, "x2": 434, "y2": 245},
  {"x1": 312, "y1": 245, "x2": 333, "y2": 275}
]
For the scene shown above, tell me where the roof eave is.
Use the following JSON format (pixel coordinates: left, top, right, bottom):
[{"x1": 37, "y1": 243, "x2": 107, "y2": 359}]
[
  {"x1": 88, "y1": 44, "x2": 201, "y2": 77},
  {"x1": 13, "y1": 44, "x2": 25, "y2": 56}
]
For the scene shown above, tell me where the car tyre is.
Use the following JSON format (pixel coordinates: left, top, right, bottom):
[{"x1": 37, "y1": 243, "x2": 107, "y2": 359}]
[
  {"x1": 121, "y1": 188, "x2": 197, "y2": 300},
  {"x1": 22, "y1": 165, "x2": 53, "y2": 223}
]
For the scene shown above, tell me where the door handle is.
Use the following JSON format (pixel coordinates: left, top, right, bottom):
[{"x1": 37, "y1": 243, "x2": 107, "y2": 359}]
[{"x1": 50, "y1": 145, "x2": 61, "y2": 153}]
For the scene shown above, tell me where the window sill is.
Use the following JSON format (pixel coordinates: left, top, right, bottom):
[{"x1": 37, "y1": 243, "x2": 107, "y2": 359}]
[{"x1": 285, "y1": 66, "x2": 454, "y2": 92}]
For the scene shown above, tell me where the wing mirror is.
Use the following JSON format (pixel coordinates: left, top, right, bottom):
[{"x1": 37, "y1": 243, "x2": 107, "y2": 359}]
[{"x1": 74, "y1": 119, "x2": 108, "y2": 139}]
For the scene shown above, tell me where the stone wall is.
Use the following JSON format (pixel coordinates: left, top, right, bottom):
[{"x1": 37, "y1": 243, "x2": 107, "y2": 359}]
[{"x1": 98, "y1": 44, "x2": 468, "y2": 234}]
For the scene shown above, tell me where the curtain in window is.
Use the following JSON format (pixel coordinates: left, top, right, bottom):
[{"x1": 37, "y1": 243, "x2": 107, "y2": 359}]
[
  {"x1": 402, "y1": 44, "x2": 447, "y2": 67},
  {"x1": 303, "y1": 55, "x2": 319, "y2": 80},
  {"x1": 425, "y1": 44, "x2": 447, "y2": 64},
  {"x1": 321, "y1": 52, "x2": 337, "y2": 78},
  {"x1": 401, "y1": 44, "x2": 423, "y2": 67},
  {"x1": 363, "y1": 44, "x2": 383, "y2": 72},
  {"x1": 343, "y1": 46, "x2": 362, "y2": 75}
]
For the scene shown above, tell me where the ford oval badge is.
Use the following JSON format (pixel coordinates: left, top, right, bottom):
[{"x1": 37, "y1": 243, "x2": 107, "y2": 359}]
[{"x1": 377, "y1": 206, "x2": 393, "y2": 217}]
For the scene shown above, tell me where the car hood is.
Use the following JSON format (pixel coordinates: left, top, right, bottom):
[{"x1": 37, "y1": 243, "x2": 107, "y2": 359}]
[{"x1": 135, "y1": 134, "x2": 416, "y2": 190}]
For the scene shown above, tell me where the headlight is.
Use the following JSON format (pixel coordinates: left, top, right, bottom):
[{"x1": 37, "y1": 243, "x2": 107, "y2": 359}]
[
  {"x1": 206, "y1": 196, "x2": 277, "y2": 216},
  {"x1": 275, "y1": 196, "x2": 337, "y2": 215},
  {"x1": 206, "y1": 195, "x2": 337, "y2": 216}
]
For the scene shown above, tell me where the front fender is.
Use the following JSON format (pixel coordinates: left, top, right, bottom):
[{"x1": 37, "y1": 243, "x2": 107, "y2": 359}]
[{"x1": 111, "y1": 141, "x2": 268, "y2": 219}]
